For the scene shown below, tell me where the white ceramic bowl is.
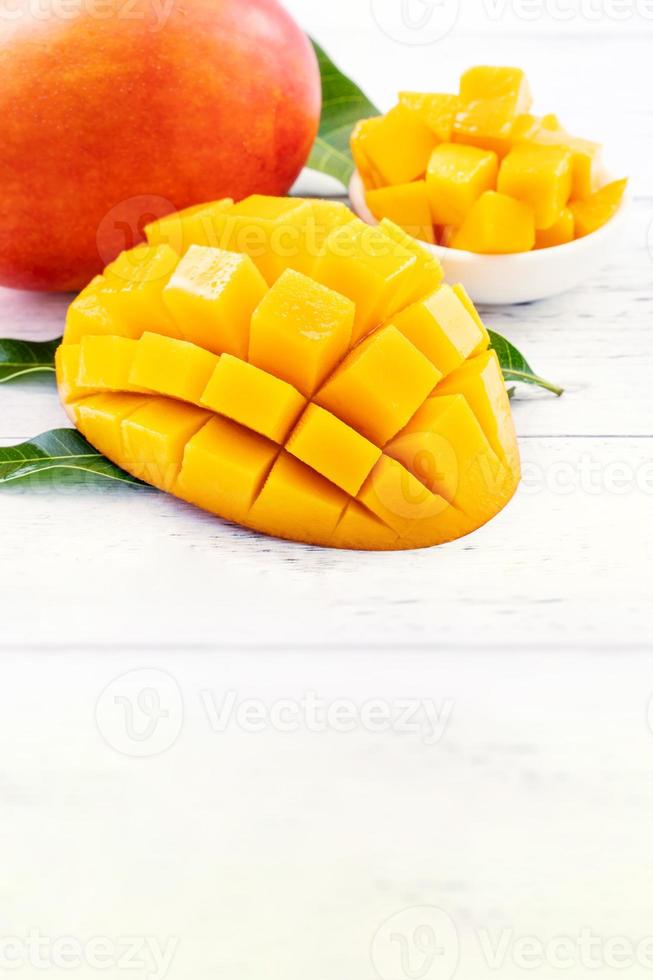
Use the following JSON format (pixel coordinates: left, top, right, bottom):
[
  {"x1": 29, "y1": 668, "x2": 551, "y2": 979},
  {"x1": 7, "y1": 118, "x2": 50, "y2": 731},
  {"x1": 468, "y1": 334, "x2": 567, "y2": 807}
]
[{"x1": 349, "y1": 170, "x2": 629, "y2": 305}]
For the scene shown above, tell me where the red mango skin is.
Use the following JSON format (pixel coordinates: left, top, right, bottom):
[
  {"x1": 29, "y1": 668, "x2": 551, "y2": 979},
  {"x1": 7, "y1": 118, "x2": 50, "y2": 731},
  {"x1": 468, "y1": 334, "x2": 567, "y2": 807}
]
[{"x1": 0, "y1": 0, "x2": 321, "y2": 291}]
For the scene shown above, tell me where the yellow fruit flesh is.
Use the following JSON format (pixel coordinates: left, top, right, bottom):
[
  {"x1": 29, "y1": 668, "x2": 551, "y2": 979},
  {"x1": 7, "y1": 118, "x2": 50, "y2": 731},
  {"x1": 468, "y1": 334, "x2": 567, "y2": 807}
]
[
  {"x1": 426, "y1": 143, "x2": 499, "y2": 227},
  {"x1": 570, "y1": 179, "x2": 628, "y2": 238},
  {"x1": 451, "y1": 191, "x2": 535, "y2": 254},
  {"x1": 347, "y1": 66, "x2": 623, "y2": 254},
  {"x1": 57, "y1": 197, "x2": 520, "y2": 551}
]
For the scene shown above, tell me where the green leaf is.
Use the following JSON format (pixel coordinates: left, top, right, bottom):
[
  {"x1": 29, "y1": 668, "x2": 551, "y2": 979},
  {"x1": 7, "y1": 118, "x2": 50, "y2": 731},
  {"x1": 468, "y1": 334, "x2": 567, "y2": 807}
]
[
  {"x1": 0, "y1": 429, "x2": 146, "y2": 490},
  {"x1": 0, "y1": 336, "x2": 60, "y2": 384},
  {"x1": 308, "y1": 40, "x2": 379, "y2": 187},
  {"x1": 489, "y1": 329, "x2": 564, "y2": 397}
]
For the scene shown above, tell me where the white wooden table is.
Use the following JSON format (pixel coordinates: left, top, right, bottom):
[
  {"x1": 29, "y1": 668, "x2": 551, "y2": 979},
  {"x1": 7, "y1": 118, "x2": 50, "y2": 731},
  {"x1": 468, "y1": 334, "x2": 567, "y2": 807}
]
[{"x1": 1, "y1": 7, "x2": 652, "y2": 979}]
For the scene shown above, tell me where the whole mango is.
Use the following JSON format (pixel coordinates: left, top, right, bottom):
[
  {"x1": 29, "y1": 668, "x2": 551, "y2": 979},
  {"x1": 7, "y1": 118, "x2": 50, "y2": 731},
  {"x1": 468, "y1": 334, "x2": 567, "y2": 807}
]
[{"x1": 0, "y1": 0, "x2": 320, "y2": 290}]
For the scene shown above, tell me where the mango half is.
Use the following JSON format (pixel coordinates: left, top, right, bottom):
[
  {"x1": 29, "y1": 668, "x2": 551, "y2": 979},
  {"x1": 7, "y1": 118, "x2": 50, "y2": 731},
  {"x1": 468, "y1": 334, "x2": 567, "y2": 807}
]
[{"x1": 56, "y1": 196, "x2": 520, "y2": 551}]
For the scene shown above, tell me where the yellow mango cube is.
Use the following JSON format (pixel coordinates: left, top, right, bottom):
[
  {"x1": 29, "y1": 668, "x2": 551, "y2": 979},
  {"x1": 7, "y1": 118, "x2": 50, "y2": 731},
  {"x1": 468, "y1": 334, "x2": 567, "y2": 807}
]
[
  {"x1": 460, "y1": 66, "x2": 532, "y2": 114},
  {"x1": 176, "y1": 416, "x2": 279, "y2": 524},
  {"x1": 451, "y1": 191, "x2": 535, "y2": 254},
  {"x1": 144, "y1": 199, "x2": 234, "y2": 253},
  {"x1": 426, "y1": 143, "x2": 499, "y2": 227},
  {"x1": 64, "y1": 276, "x2": 141, "y2": 345},
  {"x1": 74, "y1": 392, "x2": 150, "y2": 462},
  {"x1": 453, "y1": 98, "x2": 518, "y2": 157},
  {"x1": 357, "y1": 455, "x2": 462, "y2": 549},
  {"x1": 350, "y1": 117, "x2": 386, "y2": 189},
  {"x1": 362, "y1": 104, "x2": 438, "y2": 185},
  {"x1": 78, "y1": 336, "x2": 144, "y2": 393},
  {"x1": 163, "y1": 245, "x2": 267, "y2": 358},
  {"x1": 451, "y1": 284, "x2": 490, "y2": 357},
  {"x1": 200, "y1": 354, "x2": 306, "y2": 443},
  {"x1": 316, "y1": 325, "x2": 441, "y2": 446},
  {"x1": 330, "y1": 502, "x2": 399, "y2": 551},
  {"x1": 212, "y1": 196, "x2": 315, "y2": 284},
  {"x1": 570, "y1": 179, "x2": 628, "y2": 238},
  {"x1": 390, "y1": 285, "x2": 485, "y2": 376},
  {"x1": 286, "y1": 404, "x2": 382, "y2": 496},
  {"x1": 102, "y1": 245, "x2": 182, "y2": 339},
  {"x1": 379, "y1": 219, "x2": 444, "y2": 307},
  {"x1": 535, "y1": 208, "x2": 575, "y2": 249},
  {"x1": 435, "y1": 350, "x2": 519, "y2": 475},
  {"x1": 129, "y1": 332, "x2": 219, "y2": 404},
  {"x1": 286, "y1": 199, "x2": 354, "y2": 275},
  {"x1": 498, "y1": 143, "x2": 572, "y2": 230},
  {"x1": 121, "y1": 398, "x2": 210, "y2": 492},
  {"x1": 248, "y1": 452, "x2": 349, "y2": 546},
  {"x1": 398, "y1": 92, "x2": 460, "y2": 141},
  {"x1": 386, "y1": 394, "x2": 508, "y2": 520},
  {"x1": 313, "y1": 220, "x2": 417, "y2": 343},
  {"x1": 55, "y1": 344, "x2": 87, "y2": 410},
  {"x1": 365, "y1": 181, "x2": 435, "y2": 244},
  {"x1": 248, "y1": 268, "x2": 354, "y2": 397}
]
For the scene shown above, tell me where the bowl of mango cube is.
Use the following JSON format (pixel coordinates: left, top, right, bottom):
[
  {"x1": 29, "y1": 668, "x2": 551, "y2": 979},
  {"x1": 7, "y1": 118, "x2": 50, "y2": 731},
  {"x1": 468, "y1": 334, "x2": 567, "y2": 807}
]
[{"x1": 349, "y1": 65, "x2": 628, "y2": 304}]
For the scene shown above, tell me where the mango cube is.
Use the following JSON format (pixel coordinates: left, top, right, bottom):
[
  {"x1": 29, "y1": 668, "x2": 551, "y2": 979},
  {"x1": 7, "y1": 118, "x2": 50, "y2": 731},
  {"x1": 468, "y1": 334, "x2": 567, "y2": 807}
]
[
  {"x1": 55, "y1": 344, "x2": 87, "y2": 411},
  {"x1": 460, "y1": 66, "x2": 532, "y2": 114},
  {"x1": 386, "y1": 394, "x2": 508, "y2": 519},
  {"x1": 102, "y1": 245, "x2": 182, "y2": 339},
  {"x1": 398, "y1": 92, "x2": 460, "y2": 141},
  {"x1": 535, "y1": 208, "x2": 575, "y2": 249},
  {"x1": 212, "y1": 196, "x2": 315, "y2": 284},
  {"x1": 498, "y1": 144, "x2": 572, "y2": 230},
  {"x1": 570, "y1": 179, "x2": 627, "y2": 238},
  {"x1": 313, "y1": 220, "x2": 417, "y2": 342},
  {"x1": 64, "y1": 276, "x2": 141, "y2": 345},
  {"x1": 452, "y1": 98, "x2": 518, "y2": 157},
  {"x1": 379, "y1": 219, "x2": 444, "y2": 306},
  {"x1": 129, "y1": 332, "x2": 219, "y2": 404},
  {"x1": 144, "y1": 199, "x2": 234, "y2": 253},
  {"x1": 426, "y1": 143, "x2": 498, "y2": 227},
  {"x1": 176, "y1": 416, "x2": 279, "y2": 524},
  {"x1": 121, "y1": 398, "x2": 210, "y2": 492},
  {"x1": 163, "y1": 245, "x2": 267, "y2": 358},
  {"x1": 286, "y1": 199, "x2": 354, "y2": 275},
  {"x1": 78, "y1": 336, "x2": 144, "y2": 393},
  {"x1": 331, "y1": 501, "x2": 399, "y2": 551},
  {"x1": 365, "y1": 181, "x2": 435, "y2": 244},
  {"x1": 449, "y1": 285, "x2": 489, "y2": 357},
  {"x1": 390, "y1": 285, "x2": 485, "y2": 376},
  {"x1": 200, "y1": 354, "x2": 306, "y2": 443},
  {"x1": 362, "y1": 104, "x2": 437, "y2": 185},
  {"x1": 451, "y1": 191, "x2": 535, "y2": 253},
  {"x1": 435, "y1": 350, "x2": 519, "y2": 474},
  {"x1": 316, "y1": 325, "x2": 441, "y2": 446},
  {"x1": 74, "y1": 392, "x2": 150, "y2": 462},
  {"x1": 350, "y1": 118, "x2": 386, "y2": 189},
  {"x1": 248, "y1": 268, "x2": 354, "y2": 397},
  {"x1": 249, "y1": 452, "x2": 348, "y2": 546},
  {"x1": 286, "y1": 404, "x2": 382, "y2": 496}
]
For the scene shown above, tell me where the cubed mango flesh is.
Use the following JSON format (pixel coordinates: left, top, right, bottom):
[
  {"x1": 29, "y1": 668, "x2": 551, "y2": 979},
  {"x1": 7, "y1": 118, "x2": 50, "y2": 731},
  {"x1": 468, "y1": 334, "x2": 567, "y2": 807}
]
[
  {"x1": 365, "y1": 181, "x2": 435, "y2": 244},
  {"x1": 426, "y1": 143, "x2": 498, "y2": 227},
  {"x1": 144, "y1": 199, "x2": 234, "y2": 253},
  {"x1": 451, "y1": 191, "x2": 535, "y2": 253},
  {"x1": 459, "y1": 66, "x2": 532, "y2": 115},
  {"x1": 389, "y1": 285, "x2": 485, "y2": 376},
  {"x1": 535, "y1": 208, "x2": 575, "y2": 249},
  {"x1": 398, "y1": 92, "x2": 460, "y2": 141},
  {"x1": 248, "y1": 268, "x2": 354, "y2": 397},
  {"x1": 498, "y1": 144, "x2": 572, "y2": 230},
  {"x1": 163, "y1": 245, "x2": 267, "y2": 358},
  {"x1": 570, "y1": 179, "x2": 627, "y2": 238},
  {"x1": 362, "y1": 104, "x2": 437, "y2": 185},
  {"x1": 56, "y1": 195, "x2": 521, "y2": 550}
]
